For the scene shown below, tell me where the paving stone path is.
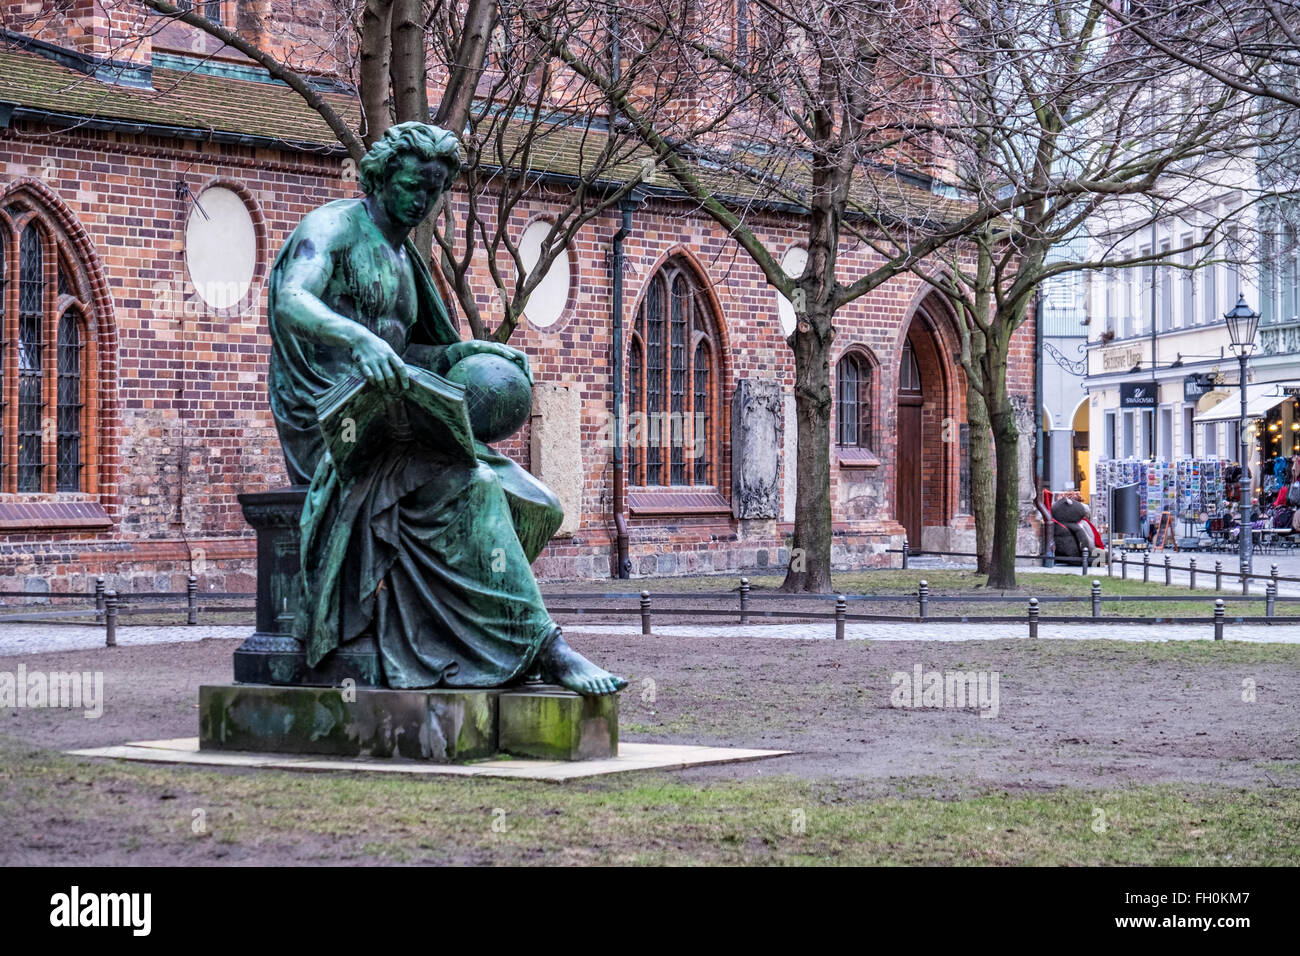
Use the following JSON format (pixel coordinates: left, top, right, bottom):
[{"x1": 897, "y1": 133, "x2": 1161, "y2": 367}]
[{"x1": 2, "y1": 616, "x2": 1296, "y2": 658}]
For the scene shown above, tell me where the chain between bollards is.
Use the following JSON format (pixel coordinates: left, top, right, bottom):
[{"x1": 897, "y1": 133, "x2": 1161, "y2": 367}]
[
  {"x1": 918, "y1": 580, "x2": 929, "y2": 621},
  {"x1": 1213, "y1": 598, "x2": 1225, "y2": 641},
  {"x1": 104, "y1": 590, "x2": 118, "y2": 647},
  {"x1": 1091, "y1": 579, "x2": 1102, "y2": 619},
  {"x1": 1027, "y1": 597, "x2": 1039, "y2": 638},
  {"x1": 1266, "y1": 582, "x2": 1276, "y2": 618},
  {"x1": 835, "y1": 594, "x2": 847, "y2": 641},
  {"x1": 739, "y1": 577, "x2": 750, "y2": 625},
  {"x1": 187, "y1": 574, "x2": 198, "y2": 625},
  {"x1": 640, "y1": 591, "x2": 652, "y2": 636}
]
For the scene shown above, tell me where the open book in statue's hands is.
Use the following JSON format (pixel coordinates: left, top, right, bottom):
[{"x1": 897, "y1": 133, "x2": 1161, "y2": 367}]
[{"x1": 314, "y1": 363, "x2": 477, "y2": 480}]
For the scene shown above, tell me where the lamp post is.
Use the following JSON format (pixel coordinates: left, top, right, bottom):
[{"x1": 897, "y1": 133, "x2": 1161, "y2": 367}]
[{"x1": 1224, "y1": 294, "x2": 1260, "y2": 581}]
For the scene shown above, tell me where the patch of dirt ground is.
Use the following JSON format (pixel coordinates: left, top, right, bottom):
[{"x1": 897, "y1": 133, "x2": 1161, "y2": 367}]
[
  {"x1": 1, "y1": 632, "x2": 1295, "y2": 791},
  {"x1": 1, "y1": 633, "x2": 1297, "y2": 865}
]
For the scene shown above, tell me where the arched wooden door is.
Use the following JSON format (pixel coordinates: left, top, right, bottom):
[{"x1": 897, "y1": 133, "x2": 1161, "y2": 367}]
[{"x1": 896, "y1": 339, "x2": 924, "y2": 548}]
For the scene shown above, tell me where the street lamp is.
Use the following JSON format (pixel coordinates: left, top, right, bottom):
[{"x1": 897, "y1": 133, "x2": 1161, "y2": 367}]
[{"x1": 1224, "y1": 294, "x2": 1260, "y2": 581}]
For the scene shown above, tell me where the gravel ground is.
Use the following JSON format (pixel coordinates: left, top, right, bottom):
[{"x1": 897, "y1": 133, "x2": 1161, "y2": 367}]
[{"x1": 2, "y1": 633, "x2": 1296, "y2": 792}]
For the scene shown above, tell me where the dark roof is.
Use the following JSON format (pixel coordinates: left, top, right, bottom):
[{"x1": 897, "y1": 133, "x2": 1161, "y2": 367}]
[
  {"x1": 0, "y1": 37, "x2": 970, "y2": 226},
  {"x1": 0, "y1": 40, "x2": 356, "y2": 150}
]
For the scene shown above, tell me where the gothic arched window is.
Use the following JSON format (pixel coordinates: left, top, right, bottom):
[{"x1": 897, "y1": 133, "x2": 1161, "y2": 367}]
[
  {"x1": 626, "y1": 260, "x2": 722, "y2": 488},
  {"x1": 836, "y1": 350, "x2": 874, "y2": 449},
  {"x1": 2, "y1": 201, "x2": 95, "y2": 495}
]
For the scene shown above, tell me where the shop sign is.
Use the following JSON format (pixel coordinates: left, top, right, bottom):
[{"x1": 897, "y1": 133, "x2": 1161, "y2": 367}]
[
  {"x1": 1120, "y1": 381, "x2": 1158, "y2": 408},
  {"x1": 1101, "y1": 346, "x2": 1144, "y2": 372},
  {"x1": 1184, "y1": 373, "x2": 1219, "y2": 401}
]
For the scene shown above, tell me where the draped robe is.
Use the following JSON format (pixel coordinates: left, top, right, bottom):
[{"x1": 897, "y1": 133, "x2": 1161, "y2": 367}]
[{"x1": 266, "y1": 199, "x2": 562, "y2": 688}]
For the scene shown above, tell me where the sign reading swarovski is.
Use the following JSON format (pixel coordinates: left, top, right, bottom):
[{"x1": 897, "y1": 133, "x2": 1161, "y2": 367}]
[{"x1": 1120, "y1": 381, "x2": 1158, "y2": 408}]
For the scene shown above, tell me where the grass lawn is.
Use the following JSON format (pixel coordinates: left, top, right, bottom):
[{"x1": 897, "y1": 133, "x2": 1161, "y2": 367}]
[
  {"x1": 544, "y1": 569, "x2": 1294, "y2": 620},
  {"x1": 2, "y1": 740, "x2": 1295, "y2": 865}
]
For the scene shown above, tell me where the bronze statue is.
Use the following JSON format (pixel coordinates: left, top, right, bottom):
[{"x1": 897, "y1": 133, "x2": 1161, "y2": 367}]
[{"x1": 266, "y1": 121, "x2": 625, "y2": 696}]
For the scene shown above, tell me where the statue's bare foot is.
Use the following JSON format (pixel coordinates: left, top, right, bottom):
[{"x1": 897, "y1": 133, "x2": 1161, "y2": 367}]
[{"x1": 537, "y1": 629, "x2": 627, "y2": 696}]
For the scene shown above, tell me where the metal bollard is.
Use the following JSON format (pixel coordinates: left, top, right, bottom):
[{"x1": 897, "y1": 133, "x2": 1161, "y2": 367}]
[
  {"x1": 186, "y1": 574, "x2": 198, "y2": 625},
  {"x1": 1215, "y1": 560, "x2": 1222, "y2": 592},
  {"x1": 1164, "y1": 554, "x2": 1171, "y2": 587},
  {"x1": 835, "y1": 594, "x2": 847, "y2": 641},
  {"x1": 1091, "y1": 579, "x2": 1102, "y2": 619},
  {"x1": 1213, "y1": 598, "x2": 1224, "y2": 641},
  {"x1": 1143, "y1": 552, "x2": 1150, "y2": 583},
  {"x1": 918, "y1": 580, "x2": 929, "y2": 621},
  {"x1": 640, "y1": 591, "x2": 652, "y2": 636},
  {"x1": 901, "y1": 538, "x2": 909, "y2": 570},
  {"x1": 739, "y1": 577, "x2": 750, "y2": 625},
  {"x1": 1107, "y1": 548, "x2": 1114, "y2": 577},
  {"x1": 1028, "y1": 597, "x2": 1039, "y2": 639},
  {"x1": 94, "y1": 575, "x2": 105, "y2": 623},
  {"x1": 1242, "y1": 560, "x2": 1250, "y2": 597},
  {"x1": 1271, "y1": 563, "x2": 1279, "y2": 590},
  {"x1": 1121, "y1": 550, "x2": 1128, "y2": 580},
  {"x1": 1081, "y1": 548, "x2": 1089, "y2": 575},
  {"x1": 1266, "y1": 581, "x2": 1276, "y2": 618},
  {"x1": 105, "y1": 590, "x2": 118, "y2": 647},
  {"x1": 1189, "y1": 557, "x2": 1197, "y2": 590}
]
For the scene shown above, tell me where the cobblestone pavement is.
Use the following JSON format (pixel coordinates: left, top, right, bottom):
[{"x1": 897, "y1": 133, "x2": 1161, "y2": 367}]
[
  {"x1": 0, "y1": 625, "x2": 247, "y2": 658},
  {"x1": 3, "y1": 618, "x2": 1289, "y2": 659}
]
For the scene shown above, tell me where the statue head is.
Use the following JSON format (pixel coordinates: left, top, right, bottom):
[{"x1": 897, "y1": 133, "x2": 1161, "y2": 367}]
[{"x1": 358, "y1": 122, "x2": 462, "y2": 228}]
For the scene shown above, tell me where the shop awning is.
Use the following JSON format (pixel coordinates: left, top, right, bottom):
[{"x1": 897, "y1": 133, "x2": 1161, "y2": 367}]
[{"x1": 1194, "y1": 385, "x2": 1299, "y2": 424}]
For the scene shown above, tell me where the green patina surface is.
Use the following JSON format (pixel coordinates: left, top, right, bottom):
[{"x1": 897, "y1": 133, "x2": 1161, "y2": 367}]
[
  {"x1": 498, "y1": 692, "x2": 618, "y2": 761},
  {"x1": 199, "y1": 684, "x2": 612, "y2": 762},
  {"x1": 200, "y1": 685, "x2": 501, "y2": 762},
  {"x1": 260, "y1": 120, "x2": 623, "y2": 698}
]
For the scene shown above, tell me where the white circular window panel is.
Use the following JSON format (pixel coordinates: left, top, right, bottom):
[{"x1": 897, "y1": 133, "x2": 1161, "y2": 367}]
[
  {"x1": 776, "y1": 245, "x2": 808, "y2": 338},
  {"x1": 519, "y1": 220, "x2": 571, "y2": 329},
  {"x1": 185, "y1": 186, "x2": 258, "y2": 310}
]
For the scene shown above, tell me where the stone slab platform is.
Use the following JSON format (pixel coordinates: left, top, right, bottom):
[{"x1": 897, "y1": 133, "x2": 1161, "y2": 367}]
[
  {"x1": 67, "y1": 738, "x2": 792, "y2": 782},
  {"x1": 199, "y1": 682, "x2": 617, "y2": 763}
]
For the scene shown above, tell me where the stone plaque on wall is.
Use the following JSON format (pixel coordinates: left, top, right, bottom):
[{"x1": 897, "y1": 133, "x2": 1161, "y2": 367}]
[
  {"x1": 731, "y1": 378, "x2": 783, "y2": 519},
  {"x1": 530, "y1": 383, "x2": 582, "y2": 537}
]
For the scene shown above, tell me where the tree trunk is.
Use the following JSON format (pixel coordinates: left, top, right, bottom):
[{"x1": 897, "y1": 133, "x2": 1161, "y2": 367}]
[
  {"x1": 966, "y1": 354, "x2": 994, "y2": 577},
  {"x1": 781, "y1": 304, "x2": 835, "y2": 593},
  {"x1": 985, "y1": 338, "x2": 1019, "y2": 589},
  {"x1": 390, "y1": 0, "x2": 435, "y2": 269},
  {"x1": 433, "y1": 0, "x2": 499, "y2": 130},
  {"x1": 359, "y1": 0, "x2": 396, "y2": 145}
]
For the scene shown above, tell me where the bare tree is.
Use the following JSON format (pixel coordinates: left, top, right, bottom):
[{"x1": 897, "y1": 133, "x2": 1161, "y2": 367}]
[
  {"x1": 916, "y1": 0, "x2": 1265, "y2": 586},
  {"x1": 529, "y1": 0, "x2": 1021, "y2": 592},
  {"x1": 113, "y1": 1, "x2": 655, "y2": 343}
]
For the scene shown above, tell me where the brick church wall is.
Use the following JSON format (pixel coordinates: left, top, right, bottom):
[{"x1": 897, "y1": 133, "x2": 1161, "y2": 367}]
[{"x1": 0, "y1": 102, "x2": 1038, "y2": 594}]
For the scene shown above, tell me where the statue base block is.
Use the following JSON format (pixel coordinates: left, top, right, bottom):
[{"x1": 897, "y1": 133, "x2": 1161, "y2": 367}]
[
  {"x1": 198, "y1": 683, "x2": 617, "y2": 763},
  {"x1": 498, "y1": 688, "x2": 618, "y2": 761}
]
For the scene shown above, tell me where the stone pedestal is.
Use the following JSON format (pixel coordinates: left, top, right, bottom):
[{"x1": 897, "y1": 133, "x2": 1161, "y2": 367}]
[
  {"x1": 498, "y1": 687, "x2": 618, "y2": 761},
  {"x1": 199, "y1": 683, "x2": 618, "y2": 762},
  {"x1": 232, "y1": 487, "x2": 381, "y2": 686}
]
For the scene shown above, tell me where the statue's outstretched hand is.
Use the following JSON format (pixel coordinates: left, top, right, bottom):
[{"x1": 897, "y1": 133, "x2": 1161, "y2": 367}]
[
  {"x1": 442, "y1": 340, "x2": 532, "y2": 386},
  {"x1": 351, "y1": 331, "x2": 410, "y2": 392}
]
